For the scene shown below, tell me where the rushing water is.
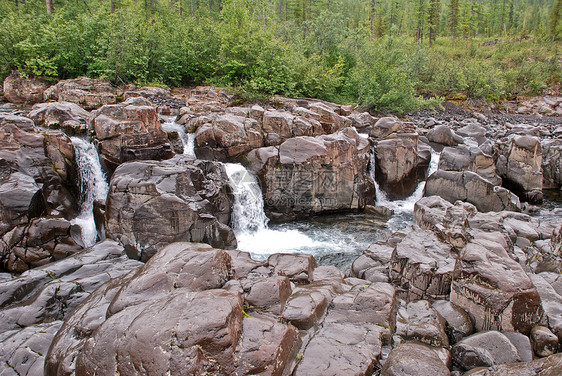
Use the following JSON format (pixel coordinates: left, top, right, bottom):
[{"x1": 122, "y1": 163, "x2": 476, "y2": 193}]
[
  {"x1": 161, "y1": 115, "x2": 196, "y2": 158},
  {"x1": 70, "y1": 137, "x2": 109, "y2": 248}
]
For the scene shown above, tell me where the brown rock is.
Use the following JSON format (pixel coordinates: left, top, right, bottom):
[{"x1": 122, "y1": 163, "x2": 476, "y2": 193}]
[
  {"x1": 268, "y1": 253, "x2": 316, "y2": 283},
  {"x1": 3, "y1": 71, "x2": 52, "y2": 104},
  {"x1": 531, "y1": 325, "x2": 559, "y2": 357},
  {"x1": 29, "y1": 102, "x2": 90, "y2": 135},
  {"x1": 381, "y1": 342, "x2": 450, "y2": 376},
  {"x1": 44, "y1": 77, "x2": 118, "y2": 110}
]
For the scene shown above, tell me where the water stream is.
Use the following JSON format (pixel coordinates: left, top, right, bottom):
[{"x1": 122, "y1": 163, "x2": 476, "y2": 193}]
[
  {"x1": 70, "y1": 137, "x2": 109, "y2": 248},
  {"x1": 161, "y1": 115, "x2": 196, "y2": 158}
]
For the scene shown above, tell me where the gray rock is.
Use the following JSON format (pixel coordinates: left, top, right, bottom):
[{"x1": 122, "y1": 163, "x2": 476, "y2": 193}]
[
  {"x1": 427, "y1": 124, "x2": 464, "y2": 146},
  {"x1": 432, "y1": 300, "x2": 474, "y2": 344},
  {"x1": 530, "y1": 273, "x2": 562, "y2": 341},
  {"x1": 44, "y1": 77, "x2": 118, "y2": 110},
  {"x1": 381, "y1": 342, "x2": 450, "y2": 376},
  {"x1": 28, "y1": 101, "x2": 90, "y2": 135},
  {"x1": 542, "y1": 139, "x2": 562, "y2": 189},
  {"x1": 438, "y1": 145, "x2": 501, "y2": 185},
  {"x1": 463, "y1": 353, "x2": 562, "y2": 375},
  {"x1": 105, "y1": 156, "x2": 236, "y2": 261},
  {"x1": 424, "y1": 170, "x2": 520, "y2": 212},
  {"x1": 395, "y1": 300, "x2": 449, "y2": 348},
  {"x1": 390, "y1": 228, "x2": 456, "y2": 301},
  {"x1": 452, "y1": 331, "x2": 521, "y2": 371},
  {"x1": 531, "y1": 325, "x2": 559, "y2": 357},
  {"x1": 503, "y1": 331, "x2": 533, "y2": 362}
]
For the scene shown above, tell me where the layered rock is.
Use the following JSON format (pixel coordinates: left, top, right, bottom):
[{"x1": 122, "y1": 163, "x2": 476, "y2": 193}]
[
  {"x1": 194, "y1": 113, "x2": 263, "y2": 160},
  {"x1": 28, "y1": 101, "x2": 90, "y2": 135},
  {"x1": 43, "y1": 77, "x2": 118, "y2": 110},
  {"x1": 375, "y1": 133, "x2": 430, "y2": 199},
  {"x1": 424, "y1": 170, "x2": 520, "y2": 212},
  {"x1": 496, "y1": 135, "x2": 543, "y2": 203},
  {"x1": 389, "y1": 228, "x2": 456, "y2": 301},
  {"x1": 3, "y1": 71, "x2": 52, "y2": 104},
  {"x1": 105, "y1": 156, "x2": 236, "y2": 261},
  {"x1": 247, "y1": 127, "x2": 374, "y2": 220},
  {"x1": 438, "y1": 144, "x2": 501, "y2": 185},
  {"x1": 450, "y1": 233, "x2": 544, "y2": 334},
  {"x1": 542, "y1": 139, "x2": 562, "y2": 189},
  {"x1": 0, "y1": 115, "x2": 79, "y2": 271},
  {"x1": 90, "y1": 96, "x2": 174, "y2": 168}
]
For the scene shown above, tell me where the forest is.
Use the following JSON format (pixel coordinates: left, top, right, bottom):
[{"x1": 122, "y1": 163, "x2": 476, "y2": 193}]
[{"x1": 0, "y1": 0, "x2": 561, "y2": 112}]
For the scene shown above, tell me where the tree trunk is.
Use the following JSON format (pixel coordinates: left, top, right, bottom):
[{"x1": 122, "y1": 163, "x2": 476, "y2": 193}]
[
  {"x1": 46, "y1": 0, "x2": 53, "y2": 13},
  {"x1": 370, "y1": 0, "x2": 376, "y2": 42}
]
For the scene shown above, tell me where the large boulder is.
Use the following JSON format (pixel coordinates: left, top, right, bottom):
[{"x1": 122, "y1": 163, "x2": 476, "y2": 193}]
[
  {"x1": 381, "y1": 342, "x2": 450, "y2": 376},
  {"x1": 28, "y1": 101, "x2": 90, "y2": 135},
  {"x1": 43, "y1": 77, "x2": 118, "y2": 110},
  {"x1": 246, "y1": 127, "x2": 374, "y2": 221},
  {"x1": 463, "y1": 353, "x2": 562, "y2": 375},
  {"x1": 452, "y1": 331, "x2": 521, "y2": 372},
  {"x1": 424, "y1": 170, "x2": 520, "y2": 212},
  {"x1": 450, "y1": 232, "x2": 544, "y2": 334},
  {"x1": 389, "y1": 228, "x2": 456, "y2": 301},
  {"x1": 194, "y1": 113, "x2": 263, "y2": 161},
  {"x1": 105, "y1": 156, "x2": 236, "y2": 261},
  {"x1": 438, "y1": 145, "x2": 501, "y2": 186},
  {"x1": 375, "y1": 133, "x2": 430, "y2": 199},
  {"x1": 45, "y1": 243, "x2": 303, "y2": 376},
  {"x1": 3, "y1": 71, "x2": 52, "y2": 104},
  {"x1": 497, "y1": 135, "x2": 543, "y2": 203},
  {"x1": 90, "y1": 96, "x2": 174, "y2": 168},
  {"x1": 395, "y1": 300, "x2": 449, "y2": 348},
  {"x1": 427, "y1": 124, "x2": 464, "y2": 146}
]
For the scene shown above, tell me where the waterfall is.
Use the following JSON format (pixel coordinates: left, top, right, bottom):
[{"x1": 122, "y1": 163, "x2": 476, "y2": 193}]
[
  {"x1": 224, "y1": 163, "x2": 322, "y2": 258},
  {"x1": 161, "y1": 115, "x2": 196, "y2": 158},
  {"x1": 224, "y1": 163, "x2": 269, "y2": 233},
  {"x1": 373, "y1": 149, "x2": 441, "y2": 214},
  {"x1": 70, "y1": 137, "x2": 109, "y2": 248}
]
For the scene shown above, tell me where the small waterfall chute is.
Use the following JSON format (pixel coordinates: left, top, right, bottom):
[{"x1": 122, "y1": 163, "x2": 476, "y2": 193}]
[
  {"x1": 373, "y1": 149, "x2": 441, "y2": 214},
  {"x1": 161, "y1": 115, "x2": 196, "y2": 158},
  {"x1": 70, "y1": 137, "x2": 109, "y2": 248},
  {"x1": 224, "y1": 163, "x2": 323, "y2": 258}
]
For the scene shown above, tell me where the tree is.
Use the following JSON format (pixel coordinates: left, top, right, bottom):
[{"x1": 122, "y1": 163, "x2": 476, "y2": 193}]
[
  {"x1": 370, "y1": 0, "x2": 376, "y2": 41},
  {"x1": 427, "y1": 0, "x2": 439, "y2": 46},
  {"x1": 550, "y1": 0, "x2": 562, "y2": 40},
  {"x1": 449, "y1": 0, "x2": 460, "y2": 38},
  {"x1": 46, "y1": 0, "x2": 53, "y2": 13},
  {"x1": 416, "y1": 0, "x2": 426, "y2": 43}
]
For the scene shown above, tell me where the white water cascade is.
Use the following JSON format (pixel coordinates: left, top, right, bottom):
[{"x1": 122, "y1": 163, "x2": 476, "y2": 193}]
[
  {"x1": 161, "y1": 115, "x2": 196, "y2": 158},
  {"x1": 373, "y1": 149, "x2": 441, "y2": 214},
  {"x1": 224, "y1": 163, "x2": 323, "y2": 258},
  {"x1": 70, "y1": 137, "x2": 109, "y2": 248}
]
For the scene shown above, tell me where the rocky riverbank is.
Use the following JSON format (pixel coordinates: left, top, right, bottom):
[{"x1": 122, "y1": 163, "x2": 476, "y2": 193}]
[{"x1": 0, "y1": 75, "x2": 561, "y2": 375}]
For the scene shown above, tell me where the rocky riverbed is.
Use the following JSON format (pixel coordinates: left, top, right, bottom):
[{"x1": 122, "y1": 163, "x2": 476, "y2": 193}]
[{"x1": 0, "y1": 74, "x2": 561, "y2": 375}]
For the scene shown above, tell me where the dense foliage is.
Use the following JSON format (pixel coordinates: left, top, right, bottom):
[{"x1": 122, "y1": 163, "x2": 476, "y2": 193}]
[{"x1": 0, "y1": 0, "x2": 560, "y2": 113}]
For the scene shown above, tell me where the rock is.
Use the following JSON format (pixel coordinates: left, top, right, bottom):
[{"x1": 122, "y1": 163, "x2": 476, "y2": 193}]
[
  {"x1": 28, "y1": 102, "x2": 90, "y2": 135},
  {"x1": 351, "y1": 243, "x2": 394, "y2": 283},
  {"x1": 438, "y1": 145, "x2": 501, "y2": 185},
  {"x1": 194, "y1": 113, "x2": 263, "y2": 161},
  {"x1": 395, "y1": 300, "x2": 449, "y2": 348},
  {"x1": 390, "y1": 228, "x2": 456, "y2": 301},
  {"x1": 0, "y1": 321, "x2": 62, "y2": 376},
  {"x1": 497, "y1": 135, "x2": 543, "y2": 203},
  {"x1": 530, "y1": 273, "x2": 562, "y2": 340},
  {"x1": 0, "y1": 218, "x2": 81, "y2": 273},
  {"x1": 381, "y1": 342, "x2": 450, "y2": 376},
  {"x1": 427, "y1": 125, "x2": 464, "y2": 146},
  {"x1": 293, "y1": 283, "x2": 395, "y2": 376},
  {"x1": 375, "y1": 133, "x2": 430, "y2": 199},
  {"x1": 90, "y1": 96, "x2": 174, "y2": 168},
  {"x1": 3, "y1": 71, "x2": 52, "y2": 104},
  {"x1": 542, "y1": 139, "x2": 562, "y2": 189},
  {"x1": 235, "y1": 313, "x2": 301, "y2": 376},
  {"x1": 432, "y1": 301, "x2": 474, "y2": 344},
  {"x1": 282, "y1": 282, "x2": 342, "y2": 330},
  {"x1": 348, "y1": 111, "x2": 376, "y2": 131},
  {"x1": 185, "y1": 86, "x2": 235, "y2": 113},
  {"x1": 0, "y1": 240, "x2": 139, "y2": 333},
  {"x1": 531, "y1": 325, "x2": 559, "y2": 357},
  {"x1": 245, "y1": 276, "x2": 292, "y2": 314},
  {"x1": 43, "y1": 77, "x2": 118, "y2": 110},
  {"x1": 268, "y1": 253, "x2": 316, "y2": 283},
  {"x1": 456, "y1": 123, "x2": 488, "y2": 145},
  {"x1": 105, "y1": 156, "x2": 236, "y2": 261},
  {"x1": 503, "y1": 331, "x2": 533, "y2": 362},
  {"x1": 450, "y1": 234, "x2": 544, "y2": 334},
  {"x1": 463, "y1": 353, "x2": 562, "y2": 375},
  {"x1": 123, "y1": 86, "x2": 171, "y2": 100},
  {"x1": 365, "y1": 204, "x2": 394, "y2": 218},
  {"x1": 370, "y1": 117, "x2": 405, "y2": 139},
  {"x1": 308, "y1": 102, "x2": 351, "y2": 134},
  {"x1": 425, "y1": 170, "x2": 520, "y2": 212},
  {"x1": 452, "y1": 331, "x2": 521, "y2": 371},
  {"x1": 247, "y1": 127, "x2": 374, "y2": 220}
]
